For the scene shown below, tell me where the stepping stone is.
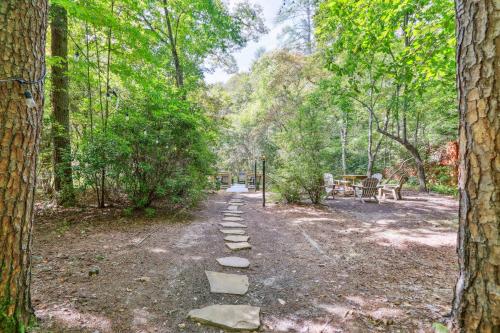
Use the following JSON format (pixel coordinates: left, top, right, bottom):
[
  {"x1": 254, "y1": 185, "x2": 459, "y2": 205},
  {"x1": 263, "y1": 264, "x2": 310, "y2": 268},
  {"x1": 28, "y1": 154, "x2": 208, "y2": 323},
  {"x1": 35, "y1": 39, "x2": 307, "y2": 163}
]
[
  {"x1": 205, "y1": 271, "x2": 249, "y2": 295},
  {"x1": 222, "y1": 210, "x2": 243, "y2": 214},
  {"x1": 224, "y1": 235, "x2": 250, "y2": 242},
  {"x1": 216, "y1": 256, "x2": 250, "y2": 268},
  {"x1": 188, "y1": 305, "x2": 260, "y2": 331},
  {"x1": 222, "y1": 216, "x2": 244, "y2": 222},
  {"x1": 226, "y1": 242, "x2": 252, "y2": 250},
  {"x1": 223, "y1": 212, "x2": 243, "y2": 217},
  {"x1": 227, "y1": 205, "x2": 239, "y2": 211},
  {"x1": 219, "y1": 222, "x2": 247, "y2": 228},
  {"x1": 229, "y1": 202, "x2": 245, "y2": 206},
  {"x1": 220, "y1": 229, "x2": 246, "y2": 235}
]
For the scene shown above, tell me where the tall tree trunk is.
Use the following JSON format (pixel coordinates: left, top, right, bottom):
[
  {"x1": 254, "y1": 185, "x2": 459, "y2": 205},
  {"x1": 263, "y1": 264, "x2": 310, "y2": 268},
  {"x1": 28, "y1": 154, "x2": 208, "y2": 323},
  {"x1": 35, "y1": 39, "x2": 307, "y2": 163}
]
[
  {"x1": 452, "y1": 1, "x2": 499, "y2": 332},
  {"x1": 0, "y1": 1, "x2": 48, "y2": 331},
  {"x1": 305, "y1": 0, "x2": 313, "y2": 55},
  {"x1": 367, "y1": 109, "x2": 374, "y2": 176},
  {"x1": 163, "y1": 0, "x2": 184, "y2": 89},
  {"x1": 51, "y1": 4, "x2": 75, "y2": 206},
  {"x1": 92, "y1": 27, "x2": 106, "y2": 208},
  {"x1": 340, "y1": 119, "x2": 347, "y2": 175}
]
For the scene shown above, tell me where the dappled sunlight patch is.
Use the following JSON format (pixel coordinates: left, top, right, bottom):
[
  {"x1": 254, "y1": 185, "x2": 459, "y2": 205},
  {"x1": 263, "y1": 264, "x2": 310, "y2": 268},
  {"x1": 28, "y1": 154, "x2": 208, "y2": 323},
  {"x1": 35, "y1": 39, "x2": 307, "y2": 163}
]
[
  {"x1": 175, "y1": 223, "x2": 206, "y2": 248},
  {"x1": 289, "y1": 216, "x2": 334, "y2": 226},
  {"x1": 36, "y1": 303, "x2": 112, "y2": 332},
  {"x1": 263, "y1": 314, "x2": 343, "y2": 333},
  {"x1": 368, "y1": 307, "x2": 404, "y2": 320},
  {"x1": 344, "y1": 295, "x2": 367, "y2": 307},
  {"x1": 147, "y1": 247, "x2": 167, "y2": 254},
  {"x1": 316, "y1": 302, "x2": 352, "y2": 317},
  {"x1": 189, "y1": 255, "x2": 204, "y2": 261},
  {"x1": 132, "y1": 308, "x2": 154, "y2": 329},
  {"x1": 373, "y1": 218, "x2": 398, "y2": 226},
  {"x1": 367, "y1": 228, "x2": 456, "y2": 248}
]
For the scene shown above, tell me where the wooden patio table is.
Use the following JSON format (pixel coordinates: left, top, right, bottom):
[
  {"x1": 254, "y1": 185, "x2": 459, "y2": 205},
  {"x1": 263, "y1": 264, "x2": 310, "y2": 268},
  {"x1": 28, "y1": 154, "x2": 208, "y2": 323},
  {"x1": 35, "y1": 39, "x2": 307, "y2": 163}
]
[
  {"x1": 341, "y1": 174, "x2": 368, "y2": 195},
  {"x1": 342, "y1": 174, "x2": 368, "y2": 184}
]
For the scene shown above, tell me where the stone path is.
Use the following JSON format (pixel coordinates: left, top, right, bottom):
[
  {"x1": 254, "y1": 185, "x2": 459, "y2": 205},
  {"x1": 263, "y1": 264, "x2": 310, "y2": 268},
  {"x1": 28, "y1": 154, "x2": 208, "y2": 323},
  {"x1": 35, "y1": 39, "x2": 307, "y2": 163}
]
[
  {"x1": 226, "y1": 183, "x2": 249, "y2": 193},
  {"x1": 216, "y1": 256, "x2": 250, "y2": 268},
  {"x1": 219, "y1": 229, "x2": 246, "y2": 235},
  {"x1": 188, "y1": 305, "x2": 260, "y2": 331},
  {"x1": 224, "y1": 235, "x2": 250, "y2": 242},
  {"x1": 188, "y1": 194, "x2": 261, "y2": 330}
]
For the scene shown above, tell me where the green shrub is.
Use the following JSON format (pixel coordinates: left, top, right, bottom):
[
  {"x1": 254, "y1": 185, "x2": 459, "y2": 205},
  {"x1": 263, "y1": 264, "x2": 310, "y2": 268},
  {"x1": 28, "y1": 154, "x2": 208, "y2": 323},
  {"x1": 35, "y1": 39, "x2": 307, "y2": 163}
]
[
  {"x1": 77, "y1": 94, "x2": 215, "y2": 209},
  {"x1": 122, "y1": 207, "x2": 133, "y2": 217},
  {"x1": 144, "y1": 207, "x2": 156, "y2": 218},
  {"x1": 271, "y1": 94, "x2": 330, "y2": 204}
]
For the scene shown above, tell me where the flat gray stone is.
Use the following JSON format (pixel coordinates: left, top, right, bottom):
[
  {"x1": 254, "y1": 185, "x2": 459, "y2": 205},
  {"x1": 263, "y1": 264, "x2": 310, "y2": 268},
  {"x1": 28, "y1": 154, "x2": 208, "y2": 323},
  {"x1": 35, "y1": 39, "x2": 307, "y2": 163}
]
[
  {"x1": 224, "y1": 235, "x2": 250, "y2": 242},
  {"x1": 222, "y1": 216, "x2": 244, "y2": 222},
  {"x1": 228, "y1": 202, "x2": 245, "y2": 206},
  {"x1": 219, "y1": 222, "x2": 247, "y2": 228},
  {"x1": 216, "y1": 257, "x2": 250, "y2": 268},
  {"x1": 188, "y1": 305, "x2": 260, "y2": 331},
  {"x1": 227, "y1": 205, "x2": 239, "y2": 211},
  {"x1": 226, "y1": 242, "x2": 252, "y2": 250},
  {"x1": 222, "y1": 210, "x2": 243, "y2": 214},
  {"x1": 224, "y1": 213, "x2": 243, "y2": 217},
  {"x1": 220, "y1": 229, "x2": 246, "y2": 235},
  {"x1": 205, "y1": 271, "x2": 249, "y2": 295}
]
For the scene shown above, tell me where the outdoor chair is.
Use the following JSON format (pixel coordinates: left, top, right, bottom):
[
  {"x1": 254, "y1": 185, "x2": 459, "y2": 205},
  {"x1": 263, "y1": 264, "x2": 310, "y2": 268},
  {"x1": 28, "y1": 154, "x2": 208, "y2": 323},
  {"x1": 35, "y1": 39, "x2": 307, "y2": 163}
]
[
  {"x1": 379, "y1": 175, "x2": 408, "y2": 201},
  {"x1": 353, "y1": 177, "x2": 380, "y2": 203},
  {"x1": 323, "y1": 173, "x2": 335, "y2": 199}
]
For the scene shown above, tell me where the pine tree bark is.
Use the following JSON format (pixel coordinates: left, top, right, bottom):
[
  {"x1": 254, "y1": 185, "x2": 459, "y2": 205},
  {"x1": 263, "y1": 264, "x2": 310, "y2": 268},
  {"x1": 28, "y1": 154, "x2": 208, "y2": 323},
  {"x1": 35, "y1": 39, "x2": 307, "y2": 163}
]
[
  {"x1": 452, "y1": 0, "x2": 499, "y2": 332},
  {"x1": 51, "y1": 3, "x2": 75, "y2": 206},
  {"x1": 0, "y1": 0, "x2": 48, "y2": 331}
]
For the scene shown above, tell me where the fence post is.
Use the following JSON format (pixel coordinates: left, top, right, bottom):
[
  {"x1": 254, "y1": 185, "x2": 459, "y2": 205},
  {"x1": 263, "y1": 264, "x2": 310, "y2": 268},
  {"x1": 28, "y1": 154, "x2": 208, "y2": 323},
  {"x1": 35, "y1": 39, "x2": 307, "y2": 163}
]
[{"x1": 262, "y1": 155, "x2": 266, "y2": 207}]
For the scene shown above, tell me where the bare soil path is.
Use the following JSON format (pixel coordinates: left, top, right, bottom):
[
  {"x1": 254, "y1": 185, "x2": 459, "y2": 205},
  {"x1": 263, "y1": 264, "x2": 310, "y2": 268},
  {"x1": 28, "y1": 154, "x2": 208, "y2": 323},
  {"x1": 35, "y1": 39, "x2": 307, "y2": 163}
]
[{"x1": 32, "y1": 190, "x2": 458, "y2": 332}]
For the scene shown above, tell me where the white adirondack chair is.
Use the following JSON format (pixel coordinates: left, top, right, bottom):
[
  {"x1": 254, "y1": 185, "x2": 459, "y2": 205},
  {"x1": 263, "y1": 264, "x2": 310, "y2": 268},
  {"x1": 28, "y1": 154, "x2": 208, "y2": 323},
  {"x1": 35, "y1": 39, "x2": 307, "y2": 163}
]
[{"x1": 323, "y1": 173, "x2": 335, "y2": 200}]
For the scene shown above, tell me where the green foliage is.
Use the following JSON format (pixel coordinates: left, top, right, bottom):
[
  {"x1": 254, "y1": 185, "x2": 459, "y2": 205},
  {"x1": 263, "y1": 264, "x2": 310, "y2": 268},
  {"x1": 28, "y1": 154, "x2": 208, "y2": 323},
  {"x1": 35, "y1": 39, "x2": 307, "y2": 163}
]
[
  {"x1": 429, "y1": 183, "x2": 458, "y2": 196},
  {"x1": 122, "y1": 207, "x2": 133, "y2": 217},
  {"x1": 432, "y1": 322, "x2": 449, "y2": 333},
  {"x1": 144, "y1": 207, "x2": 156, "y2": 218},
  {"x1": 40, "y1": 0, "x2": 266, "y2": 209},
  {"x1": 213, "y1": 0, "x2": 457, "y2": 201},
  {"x1": 274, "y1": 93, "x2": 331, "y2": 204}
]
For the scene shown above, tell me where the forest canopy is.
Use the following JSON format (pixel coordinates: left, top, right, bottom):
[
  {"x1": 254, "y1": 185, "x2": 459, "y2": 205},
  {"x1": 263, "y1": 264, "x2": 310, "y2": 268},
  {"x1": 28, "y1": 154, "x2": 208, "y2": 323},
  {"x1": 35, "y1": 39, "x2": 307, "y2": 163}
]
[{"x1": 212, "y1": 0, "x2": 457, "y2": 202}]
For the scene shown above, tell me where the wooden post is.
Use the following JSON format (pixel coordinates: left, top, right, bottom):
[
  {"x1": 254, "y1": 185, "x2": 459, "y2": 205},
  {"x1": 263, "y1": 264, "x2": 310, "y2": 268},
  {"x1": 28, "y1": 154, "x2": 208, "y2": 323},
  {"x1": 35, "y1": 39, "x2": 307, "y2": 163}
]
[
  {"x1": 254, "y1": 160, "x2": 257, "y2": 192},
  {"x1": 262, "y1": 156, "x2": 266, "y2": 207}
]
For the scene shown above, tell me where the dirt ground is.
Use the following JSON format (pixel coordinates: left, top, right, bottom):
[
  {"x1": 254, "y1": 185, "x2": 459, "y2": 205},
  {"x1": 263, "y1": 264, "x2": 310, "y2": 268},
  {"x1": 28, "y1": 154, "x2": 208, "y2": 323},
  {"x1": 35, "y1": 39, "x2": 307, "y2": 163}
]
[{"x1": 31, "y1": 190, "x2": 458, "y2": 332}]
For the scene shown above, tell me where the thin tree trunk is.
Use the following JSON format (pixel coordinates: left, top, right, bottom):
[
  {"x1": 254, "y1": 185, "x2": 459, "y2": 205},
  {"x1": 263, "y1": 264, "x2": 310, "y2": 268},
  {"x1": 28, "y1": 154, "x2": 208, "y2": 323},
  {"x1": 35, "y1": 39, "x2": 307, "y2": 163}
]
[
  {"x1": 104, "y1": 0, "x2": 114, "y2": 129},
  {"x1": 367, "y1": 109, "x2": 374, "y2": 176},
  {"x1": 51, "y1": 4, "x2": 75, "y2": 206},
  {"x1": 92, "y1": 26, "x2": 106, "y2": 208},
  {"x1": 0, "y1": 1, "x2": 48, "y2": 330},
  {"x1": 305, "y1": 0, "x2": 313, "y2": 54},
  {"x1": 84, "y1": 22, "x2": 93, "y2": 136},
  {"x1": 340, "y1": 120, "x2": 347, "y2": 175},
  {"x1": 163, "y1": 0, "x2": 184, "y2": 89},
  {"x1": 452, "y1": 1, "x2": 499, "y2": 331}
]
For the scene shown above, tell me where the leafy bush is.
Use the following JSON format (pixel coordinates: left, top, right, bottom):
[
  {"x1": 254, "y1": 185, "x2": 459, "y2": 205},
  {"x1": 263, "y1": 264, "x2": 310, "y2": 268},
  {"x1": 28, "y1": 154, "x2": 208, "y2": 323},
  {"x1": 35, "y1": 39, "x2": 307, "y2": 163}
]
[
  {"x1": 271, "y1": 94, "x2": 330, "y2": 204},
  {"x1": 111, "y1": 101, "x2": 214, "y2": 208},
  {"x1": 272, "y1": 170, "x2": 302, "y2": 203},
  {"x1": 144, "y1": 207, "x2": 156, "y2": 218},
  {"x1": 77, "y1": 95, "x2": 216, "y2": 209}
]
